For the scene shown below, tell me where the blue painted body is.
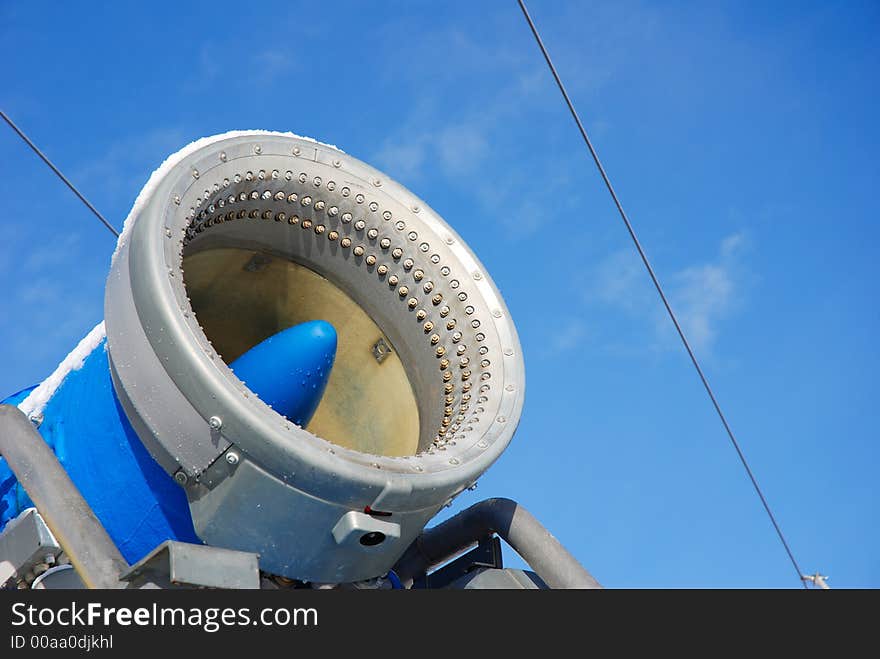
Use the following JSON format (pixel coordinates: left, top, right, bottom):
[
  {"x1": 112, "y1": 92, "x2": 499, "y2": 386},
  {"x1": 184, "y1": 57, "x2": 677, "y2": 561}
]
[
  {"x1": 0, "y1": 321, "x2": 337, "y2": 565},
  {"x1": 0, "y1": 341, "x2": 199, "y2": 563}
]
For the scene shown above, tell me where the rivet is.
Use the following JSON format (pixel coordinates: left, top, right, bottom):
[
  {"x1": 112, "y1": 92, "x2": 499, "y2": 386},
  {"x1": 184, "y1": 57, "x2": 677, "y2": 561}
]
[
  {"x1": 219, "y1": 152, "x2": 227, "y2": 161},
  {"x1": 254, "y1": 144, "x2": 262, "y2": 154}
]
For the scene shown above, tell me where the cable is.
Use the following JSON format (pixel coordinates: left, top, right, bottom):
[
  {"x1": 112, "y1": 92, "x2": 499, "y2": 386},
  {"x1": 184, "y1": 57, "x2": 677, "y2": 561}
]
[
  {"x1": 1, "y1": 110, "x2": 120, "y2": 238},
  {"x1": 517, "y1": 0, "x2": 807, "y2": 588}
]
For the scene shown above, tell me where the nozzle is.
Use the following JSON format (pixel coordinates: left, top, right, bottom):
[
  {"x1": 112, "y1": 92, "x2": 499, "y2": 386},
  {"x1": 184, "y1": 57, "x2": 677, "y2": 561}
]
[{"x1": 229, "y1": 320, "x2": 337, "y2": 426}]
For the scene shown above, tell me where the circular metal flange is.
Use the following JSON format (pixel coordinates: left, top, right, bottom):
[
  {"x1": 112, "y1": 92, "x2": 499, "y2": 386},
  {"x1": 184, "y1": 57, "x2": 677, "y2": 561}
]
[{"x1": 105, "y1": 131, "x2": 525, "y2": 581}]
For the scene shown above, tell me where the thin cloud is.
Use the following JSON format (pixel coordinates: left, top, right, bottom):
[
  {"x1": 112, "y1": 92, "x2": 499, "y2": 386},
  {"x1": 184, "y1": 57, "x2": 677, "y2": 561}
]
[
  {"x1": 375, "y1": 137, "x2": 429, "y2": 180},
  {"x1": 436, "y1": 124, "x2": 489, "y2": 176},
  {"x1": 251, "y1": 48, "x2": 297, "y2": 84},
  {"x1": 549, "y1": 320, "x2": 589, "y2": 355},
  {"x1": 586, "y1": 232, "x2": 750, "y2": 355},
  {"x1": 72, "y1": 127, "x2": 187, "y2": 207},
  {"x1": 664, "y1": 231, "x2": 747, "y2": 353}
]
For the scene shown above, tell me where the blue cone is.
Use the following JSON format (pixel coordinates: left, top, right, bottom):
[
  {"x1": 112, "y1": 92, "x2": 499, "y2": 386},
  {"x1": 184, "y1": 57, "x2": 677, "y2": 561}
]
[{"x1": 229, "y1": 320, "x2": 337, "y2": 426}]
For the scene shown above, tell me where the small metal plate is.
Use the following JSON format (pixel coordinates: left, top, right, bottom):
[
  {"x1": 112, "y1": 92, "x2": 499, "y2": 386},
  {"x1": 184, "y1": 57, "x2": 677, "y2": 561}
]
[{"x1": 121, "y1": 541, "x2": 260, "y2": 589}]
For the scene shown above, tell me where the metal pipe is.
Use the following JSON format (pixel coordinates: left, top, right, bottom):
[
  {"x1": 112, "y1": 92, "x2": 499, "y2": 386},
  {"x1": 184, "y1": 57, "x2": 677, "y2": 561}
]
[
  {"x1": 394, "y1": 497, "x2": 601, "y2": 589},
  {"x1": 0, "y1": 404, "x2": 129, "y2": 588}
]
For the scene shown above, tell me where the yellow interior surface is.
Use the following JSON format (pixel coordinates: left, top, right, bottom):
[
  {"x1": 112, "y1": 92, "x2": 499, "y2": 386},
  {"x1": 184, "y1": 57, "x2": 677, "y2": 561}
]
[{"x1": 183, "y1": 247, "x2": 420, "y2": 457}]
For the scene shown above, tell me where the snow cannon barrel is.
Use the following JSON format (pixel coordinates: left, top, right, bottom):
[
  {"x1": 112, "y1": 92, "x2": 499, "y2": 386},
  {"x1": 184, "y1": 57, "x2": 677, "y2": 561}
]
[{"x1": 39, "y1": 132, "x2": 526, "y2": 583}]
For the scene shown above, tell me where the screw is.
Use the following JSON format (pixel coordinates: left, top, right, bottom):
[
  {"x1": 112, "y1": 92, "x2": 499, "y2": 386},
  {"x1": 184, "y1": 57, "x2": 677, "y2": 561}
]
[
  {"x1": 173, "y1": 470, "x2": 188, "y2": 485},
  {"x1": 209, "y1": 415, "x2": 222, "y2": 430},
  {"x1": 225, "y1": 451, "x2": 240, "y2": 465}
]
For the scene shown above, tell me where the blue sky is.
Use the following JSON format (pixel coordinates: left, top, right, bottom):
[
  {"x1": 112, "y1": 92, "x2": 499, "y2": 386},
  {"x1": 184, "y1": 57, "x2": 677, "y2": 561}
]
[{"x1": 1, "y1": 0, "x2": 877, "y2": 587}]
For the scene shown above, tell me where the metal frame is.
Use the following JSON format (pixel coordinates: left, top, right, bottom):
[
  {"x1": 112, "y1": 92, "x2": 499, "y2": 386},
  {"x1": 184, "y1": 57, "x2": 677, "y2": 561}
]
[
  {"x1": 0, "y1": 404, "x2": 128, "y2": 589},
  {"x1": 394, "y1": 498, "x2": 602, "y2": 589}
]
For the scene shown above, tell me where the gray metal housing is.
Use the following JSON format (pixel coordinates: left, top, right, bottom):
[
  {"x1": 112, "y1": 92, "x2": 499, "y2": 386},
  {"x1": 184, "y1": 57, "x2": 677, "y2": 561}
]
[{"x1": 105, "y1": 132, "x2": 525, "y2": 583}]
